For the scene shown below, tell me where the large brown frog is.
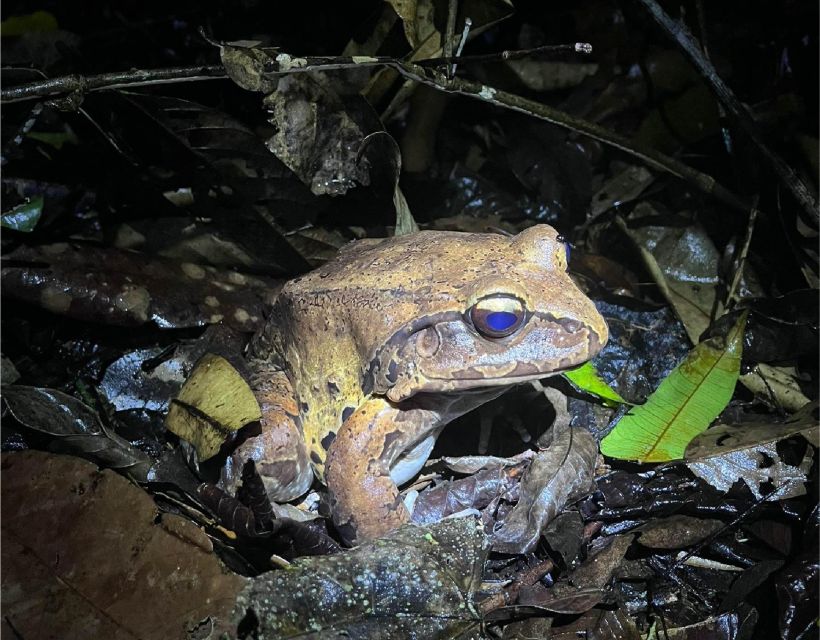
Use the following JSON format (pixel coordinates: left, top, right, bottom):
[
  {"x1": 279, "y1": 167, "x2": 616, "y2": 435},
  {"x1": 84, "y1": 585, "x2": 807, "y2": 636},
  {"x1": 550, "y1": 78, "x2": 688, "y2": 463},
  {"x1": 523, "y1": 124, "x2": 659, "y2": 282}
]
[{"x1": 220, "y1": 224, "x2": 608, "y2": 545}]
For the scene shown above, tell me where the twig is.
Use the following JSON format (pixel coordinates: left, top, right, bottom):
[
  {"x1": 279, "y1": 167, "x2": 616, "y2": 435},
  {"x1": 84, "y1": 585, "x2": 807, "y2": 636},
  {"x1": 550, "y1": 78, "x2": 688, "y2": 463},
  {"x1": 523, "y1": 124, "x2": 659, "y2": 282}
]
[
  {"x1": 417, "y1": 42, "x2": 593, "y2": 68},
  {"x1": 0, "y1": 65, "x2": 227, "y2": 103},
  {"x1": 443, "y1": 0, "x2": 458, "y2": 78},
  {"x1": 237, "y1": 51, "x2": 755, "y2": 213},
  {"x1": 450, "y1": 17, "x2": 472, "y2": 78},
  {"x1": 725, "y1": 200, "x2": 759, "y2": 306},
  {"x1": 0, "y1": 47, "x2": 771, "y2": 219},
  {"x1": 637, "y1": 0, "x2": 819, "y2": 223}
]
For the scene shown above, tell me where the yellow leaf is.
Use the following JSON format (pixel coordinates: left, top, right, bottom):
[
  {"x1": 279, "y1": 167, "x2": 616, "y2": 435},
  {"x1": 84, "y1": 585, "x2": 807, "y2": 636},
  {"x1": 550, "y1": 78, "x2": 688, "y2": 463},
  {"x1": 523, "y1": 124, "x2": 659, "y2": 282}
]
[{"x1": 165, "y1": 354, "x2": 261, "y2": 461}]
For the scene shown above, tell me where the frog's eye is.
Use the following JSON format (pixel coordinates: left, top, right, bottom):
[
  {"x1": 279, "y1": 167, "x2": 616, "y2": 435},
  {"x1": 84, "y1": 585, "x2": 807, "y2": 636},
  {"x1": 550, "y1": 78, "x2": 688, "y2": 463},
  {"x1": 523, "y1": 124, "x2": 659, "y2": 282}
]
[{"x1": 469, "y1": 296, "x2": 526, "y2": 339}]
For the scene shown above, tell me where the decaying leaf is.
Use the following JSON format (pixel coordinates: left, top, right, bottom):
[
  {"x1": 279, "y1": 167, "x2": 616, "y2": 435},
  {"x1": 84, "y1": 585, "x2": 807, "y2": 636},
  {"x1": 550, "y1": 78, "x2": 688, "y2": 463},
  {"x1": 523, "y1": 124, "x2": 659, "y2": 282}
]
[
  {"x1": 2, "y1": 385, "x2": 151, "y2": 480},
  {"x1": 685, "y1": 401, "x2": 819, "y2": 459},
  {"x1": 165, "y1": 353, "x2": 261, "y2": 461},
  {"x1": 492, "y1": 428, "x2": 598, "y2": 554},
  {"x1": 619, "y1": 205, "x2": 730, "y2": 343},
  {"x1": 517, "y1": 535, "x2": 633, "y2": 612},
  {"x1": 411, "y1": 463, "x2": 527, "y2": 526},
  {"x1": 687, "y1": 441, "x2": 813, "y2": 501},
  {"x1": 227, "y1": 517, "x2": 489, "y2": 639},
  {"x1": 589, "y1": 165, "x2": 655, "y2": 218},
  {"x1": 635, "y1": 515, "x2": 725, "y2": 549},
  {"x1": 601, "y1": 312, "x2": 747, "y2": 462},
  {"x1": 1, "y1": 450, "x2": 245, "y2": 640},
  {"x1": 740, "y1": 363, "x2": 812, "y2": 412},
  {"x1": 264, "y1": 73, "x2": 374, "y2": 196}
]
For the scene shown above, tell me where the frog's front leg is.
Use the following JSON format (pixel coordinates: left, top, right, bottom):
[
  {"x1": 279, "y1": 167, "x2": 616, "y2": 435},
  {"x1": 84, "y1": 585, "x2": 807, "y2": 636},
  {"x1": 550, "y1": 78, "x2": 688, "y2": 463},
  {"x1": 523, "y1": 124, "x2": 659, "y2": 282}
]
[
  {"x1": 220, "y1": 362, "x2": 313, "y2": 502},
  {"x1": 325, "y1": 397, "x2": 435, "y2": 545}
]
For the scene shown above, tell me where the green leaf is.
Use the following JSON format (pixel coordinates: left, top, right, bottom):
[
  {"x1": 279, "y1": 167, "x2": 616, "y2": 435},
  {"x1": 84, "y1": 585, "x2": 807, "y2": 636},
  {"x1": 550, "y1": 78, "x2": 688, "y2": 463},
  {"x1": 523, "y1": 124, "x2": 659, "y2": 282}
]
[
  {"x1": 563, "y1": 361, "x2": 628, "y2": 406},
  {"x1": 27, "y1": 130, "x2": 78, "y2": 150},
  {"x1": 0, "y1": 10, "x2": 57, "y2": 36},
  {"x1": 600, "y1": 311, "x2": 747, "y2": 462},
  {"x1": 1, "y1": 195, "x2": 44, "y2": 232}
]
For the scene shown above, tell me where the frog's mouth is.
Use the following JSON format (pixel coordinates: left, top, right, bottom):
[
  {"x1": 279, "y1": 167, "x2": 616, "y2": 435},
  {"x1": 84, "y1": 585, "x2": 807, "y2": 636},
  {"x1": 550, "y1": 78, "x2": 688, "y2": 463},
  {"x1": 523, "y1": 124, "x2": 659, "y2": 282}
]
[{"x1": 363, "y1": 311, "x2": 606, "y2": 403}]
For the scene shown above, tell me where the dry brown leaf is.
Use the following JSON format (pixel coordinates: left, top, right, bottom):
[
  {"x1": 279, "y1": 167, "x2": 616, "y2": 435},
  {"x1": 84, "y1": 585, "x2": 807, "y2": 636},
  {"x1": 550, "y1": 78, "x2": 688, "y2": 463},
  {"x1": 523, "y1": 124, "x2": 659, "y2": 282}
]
[{"x1": 1, "y1": 450, "x2": 245, "y2": 640}]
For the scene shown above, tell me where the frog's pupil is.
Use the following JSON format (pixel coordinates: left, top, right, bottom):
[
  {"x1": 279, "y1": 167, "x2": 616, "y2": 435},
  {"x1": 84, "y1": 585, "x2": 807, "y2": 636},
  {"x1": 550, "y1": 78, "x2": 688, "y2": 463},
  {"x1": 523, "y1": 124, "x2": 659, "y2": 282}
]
[{"x1": 486, "y1": 311, "x2": 518, "y2": 332}]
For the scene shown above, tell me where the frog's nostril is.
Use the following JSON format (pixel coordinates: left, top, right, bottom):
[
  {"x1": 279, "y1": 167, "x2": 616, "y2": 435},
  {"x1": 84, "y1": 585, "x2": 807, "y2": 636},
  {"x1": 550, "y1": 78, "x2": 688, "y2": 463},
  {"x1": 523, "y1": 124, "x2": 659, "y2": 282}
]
[{"x1": 416, "y1": 326, "x2": 441, "y2": 358}]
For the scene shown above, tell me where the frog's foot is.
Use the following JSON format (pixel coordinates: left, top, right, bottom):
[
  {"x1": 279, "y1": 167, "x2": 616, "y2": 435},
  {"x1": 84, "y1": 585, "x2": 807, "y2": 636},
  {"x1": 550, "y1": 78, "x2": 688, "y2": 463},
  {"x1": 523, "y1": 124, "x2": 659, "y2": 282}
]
[
  {"x1": 325, "y1": 398, "x2": 423, "y2": 545},
  {"x1": 220, "y1": 366, "x2": 313, "y2": 502}
]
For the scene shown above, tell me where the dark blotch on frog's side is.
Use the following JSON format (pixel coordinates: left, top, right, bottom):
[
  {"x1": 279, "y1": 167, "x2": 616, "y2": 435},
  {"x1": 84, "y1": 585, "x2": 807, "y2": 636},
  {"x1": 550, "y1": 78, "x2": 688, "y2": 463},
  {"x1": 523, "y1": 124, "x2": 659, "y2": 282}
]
[
  {"x1": 321, "y1": 431, "x2": 336, "y2": 451},
  {"x1": 386, "y1": 360, "x2": 399, "y2": 384}
]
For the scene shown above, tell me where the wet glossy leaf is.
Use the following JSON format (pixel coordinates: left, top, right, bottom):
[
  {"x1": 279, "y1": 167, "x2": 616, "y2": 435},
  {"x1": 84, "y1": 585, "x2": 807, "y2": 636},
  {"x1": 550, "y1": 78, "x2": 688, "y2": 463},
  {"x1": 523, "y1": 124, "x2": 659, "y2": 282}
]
[
  {"x1": 601, "y1": 312, "x2": 747, "y2": 462},
  {"x1": 1, "y1": 194, "x2": 43, "y2": 232},
  {"x1": 619, "y1": 206, "x2": 735, "y2": 343},
  {"x1": 165, "y1": 354, "x2": 261, "y2": 461},
  {"x1": 2, "y1": 385, "x2": 151, "y2": 480},
  {"x1": 1, "y1": 243, "x2": 278, "y2": 331}
]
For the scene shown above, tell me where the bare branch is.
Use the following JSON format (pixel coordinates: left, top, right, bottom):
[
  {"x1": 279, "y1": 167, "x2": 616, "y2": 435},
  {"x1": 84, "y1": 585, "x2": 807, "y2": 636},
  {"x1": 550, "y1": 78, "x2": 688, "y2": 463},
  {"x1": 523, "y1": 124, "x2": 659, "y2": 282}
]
[
  {"x1": 1, "y1": 65, "x2": 227, "y2": 103},
  {"x1": 637, "y1": 0, "x2": 818, "y2": 223}
]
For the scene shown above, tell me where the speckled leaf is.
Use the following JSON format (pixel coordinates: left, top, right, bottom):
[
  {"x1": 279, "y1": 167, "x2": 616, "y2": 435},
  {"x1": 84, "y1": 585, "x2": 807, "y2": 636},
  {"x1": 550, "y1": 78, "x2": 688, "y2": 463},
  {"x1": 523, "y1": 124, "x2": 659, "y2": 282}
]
[
  {"x1": 687, "y1": 441, "x2": 812, "y2": 501},
  {"x1": 563, "y1": 361, "x2": 628, "y2": 405},
  {"x1": 600, "y1": 312, "x2": 747, "y2": 462},
  {"x1": 165, "y1": 354, "x2": 261, "y2": 461},
  {"x1": 227, "y1": 517, "x2": 489, "y2": 639},
  {"x1": 1, "y1": 243, "x2": 278, "y2": 332}
]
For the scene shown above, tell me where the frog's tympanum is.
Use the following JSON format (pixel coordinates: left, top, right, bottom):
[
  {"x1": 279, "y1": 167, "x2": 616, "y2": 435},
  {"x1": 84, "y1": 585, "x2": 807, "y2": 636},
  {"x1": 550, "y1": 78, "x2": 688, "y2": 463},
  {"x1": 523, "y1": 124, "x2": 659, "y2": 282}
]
[{"x1": 221, "y1": 225, "x2": 608, "y2": 545}]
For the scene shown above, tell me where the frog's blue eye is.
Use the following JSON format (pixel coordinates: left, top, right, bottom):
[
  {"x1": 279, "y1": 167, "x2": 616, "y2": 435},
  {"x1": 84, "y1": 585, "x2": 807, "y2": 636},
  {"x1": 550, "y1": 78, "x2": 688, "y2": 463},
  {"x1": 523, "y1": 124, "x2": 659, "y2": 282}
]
[
  {"x1": 486, "y1": 311, "x2": 518, "y2": 332},
  {"x1": 469, "y1": 296, "x2": 526, "y2": 339}
]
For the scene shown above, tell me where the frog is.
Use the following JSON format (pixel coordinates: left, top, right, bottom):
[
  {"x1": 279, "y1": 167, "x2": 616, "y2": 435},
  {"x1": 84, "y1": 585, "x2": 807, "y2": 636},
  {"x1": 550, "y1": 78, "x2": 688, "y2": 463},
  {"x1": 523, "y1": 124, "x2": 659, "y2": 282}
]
[{"x1": 219, "y1": 224, "x2": 608, "y2": 545}]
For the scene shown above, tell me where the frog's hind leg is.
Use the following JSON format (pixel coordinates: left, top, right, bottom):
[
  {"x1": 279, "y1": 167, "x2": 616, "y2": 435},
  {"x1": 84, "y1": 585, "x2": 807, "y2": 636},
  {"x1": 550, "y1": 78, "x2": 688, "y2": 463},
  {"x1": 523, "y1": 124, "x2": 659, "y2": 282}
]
[{"x1": 220, "y1": 365, "x2": 313, "y2": 502}]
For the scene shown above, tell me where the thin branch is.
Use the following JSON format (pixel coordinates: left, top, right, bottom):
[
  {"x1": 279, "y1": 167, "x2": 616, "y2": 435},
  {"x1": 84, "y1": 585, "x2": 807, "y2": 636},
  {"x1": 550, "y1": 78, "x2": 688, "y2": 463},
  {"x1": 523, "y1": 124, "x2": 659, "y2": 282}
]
[
  {"x1": 442, "y1": 0, "x2": 458, "y2": 73},
  {"x1": 417, "y1": 42, "x2": 593, "y2": 68},
  {"x1": 0, "y1": 65, "x2": 227, "y2": 103},
  {"x1": 0, "y1": 46, "x2": 779, "y2": 220},
  {"x1": 637, "y1": 0, "x2": 818, "y2": 223}
]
